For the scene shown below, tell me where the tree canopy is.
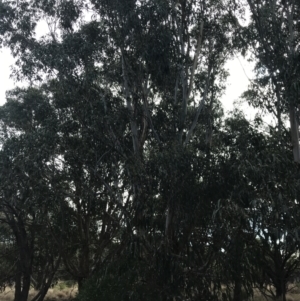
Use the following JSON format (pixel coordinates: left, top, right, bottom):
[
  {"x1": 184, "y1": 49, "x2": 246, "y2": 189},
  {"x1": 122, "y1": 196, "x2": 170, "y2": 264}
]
[{"x1": 0, "y1": 1, "x2": 300, "y2": 301}]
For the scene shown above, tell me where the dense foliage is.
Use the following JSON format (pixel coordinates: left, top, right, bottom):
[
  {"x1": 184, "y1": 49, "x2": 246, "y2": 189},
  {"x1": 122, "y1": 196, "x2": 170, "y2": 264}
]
[{"x1": 0, "y1": 1, "x2": 300, "y2": 301}]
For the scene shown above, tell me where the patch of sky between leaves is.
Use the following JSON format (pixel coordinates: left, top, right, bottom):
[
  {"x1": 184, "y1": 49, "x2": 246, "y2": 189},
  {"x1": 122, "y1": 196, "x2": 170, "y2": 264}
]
[{"x1": 0, "y1": 10, "x2": 94, "y2": 106}]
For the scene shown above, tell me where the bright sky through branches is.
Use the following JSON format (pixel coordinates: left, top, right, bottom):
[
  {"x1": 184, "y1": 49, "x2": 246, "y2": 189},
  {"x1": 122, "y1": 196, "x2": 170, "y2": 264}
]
[
  {"x1": 0, "y1": 48, "x2": 255, "y2": 116},
  {"x1": 222, "y1": 56, "x2": 255, "y2": 116},
  {"x1": 0, "y1": 48, "x2": 15, "y2": 104},
  {"x1": 0, "y1": 10, "x2": 255, "y2": 116}
]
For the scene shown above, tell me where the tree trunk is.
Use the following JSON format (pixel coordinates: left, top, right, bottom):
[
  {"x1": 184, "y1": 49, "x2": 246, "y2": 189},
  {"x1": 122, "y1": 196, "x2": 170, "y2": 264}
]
[
  {"x1": 78, "y1": 277, "x2": 85, "y2": 292},
  {"x1": 274, "y1": 277, "x2": 287, "y2": 301},
  {"x1": 233, "y1": 277, "x2": 242, "y2": 301},
  {"x1": 232, "y1": 228, "x2": 244, "y2": 301},
  {"x1": 14, "y1": 264, "x2": 31, "y2": 301},
  {"x1": 10, "y1": 218, "x2": 34, "y2": 301},
  {"x1": 289, "y1": 106, "x2": 300, "y2": 162},
  {"x1": 31, "y1": 256, "x2": 61, "y2": 301},
  {"x1": 31, "y1": 283, "x2": 51, "y2": 301}
]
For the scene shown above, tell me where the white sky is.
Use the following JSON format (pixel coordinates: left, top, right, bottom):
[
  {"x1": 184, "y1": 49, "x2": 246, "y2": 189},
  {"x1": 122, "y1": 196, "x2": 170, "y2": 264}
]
[{"x1": 222, "y1": 56, "x2": 254, "y2": 112}]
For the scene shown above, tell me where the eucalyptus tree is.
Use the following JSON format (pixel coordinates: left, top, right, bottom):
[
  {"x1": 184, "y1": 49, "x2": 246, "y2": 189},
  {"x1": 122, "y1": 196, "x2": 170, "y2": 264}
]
[
  {"x1": 0, "y1": 87, "x2": 62, "y2": 301},
  {"x1": 228, "y1": 2, "x2": 300, "y2": 299},
  {"x1": 204, "y1": 111, "x2": 267, "y2": 301},
  {"x1": 90, "y1": 0, "x2": 241, "y2": 295},
  {"x1": 248, "y1": 129, "x2": 300, "y2": 301},
  {"x1": 235, "y1": 0, "x2": 300, "y2": 162},
  {"x1": 218, "y1": 109, "x2": 300, "y2": 301},
  {"x1": 0, "y1": 0, "x2": 247, "y2": 299},
  {"x1": 45, "y1": 73, "x2": 128, "y2": 290}
]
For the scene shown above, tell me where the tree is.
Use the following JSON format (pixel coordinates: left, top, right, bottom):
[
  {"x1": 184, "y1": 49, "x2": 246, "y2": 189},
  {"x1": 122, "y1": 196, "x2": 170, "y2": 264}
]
[
  {"x1": 219, "y1": 110, "x2": 300, "y2": 301},
  {"x1": 249, "y1": 129, "x2": 300, "y2": 301},
  {"x1": 237, "y1": 0, "x2": 300, "y2": 162},
  {"x1": 0, "y1": 87, "x2": 61, "y2": 301},
  {"x1": 44, "y1": 74, "x2": 126, "y2": 290},
  {"x1": 2, "y1": 1, "x2": 300, "y2": 301}
]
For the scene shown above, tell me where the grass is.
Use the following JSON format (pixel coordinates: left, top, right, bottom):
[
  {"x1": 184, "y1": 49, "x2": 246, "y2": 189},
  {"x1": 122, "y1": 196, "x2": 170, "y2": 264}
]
[
  {"x1": 0, "y1": 282, "x2": 77, "y2": 301},
  {"x1": 250, "y1": 284, "x2": 300, "y2": 301}
]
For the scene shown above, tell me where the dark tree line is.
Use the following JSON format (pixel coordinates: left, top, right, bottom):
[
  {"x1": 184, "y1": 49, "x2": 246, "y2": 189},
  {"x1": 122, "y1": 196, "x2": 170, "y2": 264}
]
[{"x1": 0, "y1": 1, "x2": 300, "y2": 301}]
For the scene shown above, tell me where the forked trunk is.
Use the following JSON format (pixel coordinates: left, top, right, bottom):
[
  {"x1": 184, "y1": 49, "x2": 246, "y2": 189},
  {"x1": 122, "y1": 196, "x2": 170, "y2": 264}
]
[{"x1": 14, "y1": 267, "x2": 31, "y2": 301}]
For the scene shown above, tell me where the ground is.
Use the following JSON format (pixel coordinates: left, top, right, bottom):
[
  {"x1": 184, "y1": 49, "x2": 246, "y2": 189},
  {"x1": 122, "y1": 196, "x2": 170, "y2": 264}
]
[{"x1": 1, "y1": 283, "x2": 300, "y2": 300}]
